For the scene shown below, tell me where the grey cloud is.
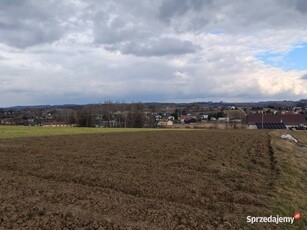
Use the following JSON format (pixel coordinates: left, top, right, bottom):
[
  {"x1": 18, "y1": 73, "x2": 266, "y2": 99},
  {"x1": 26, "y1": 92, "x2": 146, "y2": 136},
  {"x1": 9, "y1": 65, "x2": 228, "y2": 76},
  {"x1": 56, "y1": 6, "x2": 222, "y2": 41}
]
[
  {"x1": 2, "y1": 0, "x2": 307, "y2": 50},
  {"x1": 157, "y1": 0, "x2": 307, "y2": 34},
  {"x1": 91, "y1": 1, "x2": 164, "y2": 47},
  {"x1": 296, "y1": 0, "x2": 307, "y2": 13},
  {"x1": 94, "y1": 12, "x2": 149, "y2": 44},
  {"x1": 159, "y1": 0, "x2": 191, "y2": 21},
  {"x1": 0, "y1": 0, "x2": 79, "y2": 48},
  {"x1": 0, "y1": 0, "x2": 307, "y2": 106},
  {"x1": 0, "y1": 22, "x2": 65, "y2": 48},
  {"x1": 159, "y1": 0, "x2": 208, "y2": 21},
  {"x1": 302, "y1": 74, "x2": 307, "y2": 80},
  {"x1": 92, "y1": 1, "x2": 200, "y2": 56},
  {"x1": 157, "y1": 0, "x2": 213, "y2": 32},
  {"x1": 105, "y1": 38, "x2": 199, "y2": 56}
]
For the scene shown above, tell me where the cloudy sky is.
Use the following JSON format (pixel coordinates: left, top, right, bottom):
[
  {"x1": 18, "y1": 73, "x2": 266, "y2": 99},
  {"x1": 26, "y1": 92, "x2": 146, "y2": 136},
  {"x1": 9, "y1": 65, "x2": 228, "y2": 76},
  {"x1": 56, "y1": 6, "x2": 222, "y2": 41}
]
[{"x1": 0, "y1": 0, "x2": 307, "y2": 107}]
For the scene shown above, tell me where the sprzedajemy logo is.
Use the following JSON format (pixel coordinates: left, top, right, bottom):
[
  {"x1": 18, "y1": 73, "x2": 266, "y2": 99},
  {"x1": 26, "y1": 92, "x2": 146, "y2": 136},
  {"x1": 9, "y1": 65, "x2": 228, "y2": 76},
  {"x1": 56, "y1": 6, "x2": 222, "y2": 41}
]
[{"x1": 247, "y1": 212, "x2": 301, "y2": 225}]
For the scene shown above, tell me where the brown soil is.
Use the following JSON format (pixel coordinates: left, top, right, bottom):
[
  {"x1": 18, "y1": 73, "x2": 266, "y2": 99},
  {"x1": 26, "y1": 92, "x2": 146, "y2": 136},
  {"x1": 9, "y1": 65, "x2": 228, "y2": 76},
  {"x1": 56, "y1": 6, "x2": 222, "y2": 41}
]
[{"x1": 0, "y1": 130, "x2": 276, "y2": 229}]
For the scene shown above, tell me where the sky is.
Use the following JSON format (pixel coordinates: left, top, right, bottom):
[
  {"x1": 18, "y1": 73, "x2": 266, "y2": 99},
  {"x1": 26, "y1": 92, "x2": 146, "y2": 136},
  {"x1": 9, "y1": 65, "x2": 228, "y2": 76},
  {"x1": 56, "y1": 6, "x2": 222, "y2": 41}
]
[{"x1": 0, "y1": 0, "x2": 307, "y2": 107}]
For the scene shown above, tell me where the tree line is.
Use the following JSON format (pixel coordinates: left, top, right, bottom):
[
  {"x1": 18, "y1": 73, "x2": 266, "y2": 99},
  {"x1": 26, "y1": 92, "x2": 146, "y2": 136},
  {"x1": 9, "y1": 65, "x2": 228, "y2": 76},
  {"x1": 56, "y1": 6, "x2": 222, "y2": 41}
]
[{"x1": 72, "y1": 102, "x2": 157, "y2": 128}]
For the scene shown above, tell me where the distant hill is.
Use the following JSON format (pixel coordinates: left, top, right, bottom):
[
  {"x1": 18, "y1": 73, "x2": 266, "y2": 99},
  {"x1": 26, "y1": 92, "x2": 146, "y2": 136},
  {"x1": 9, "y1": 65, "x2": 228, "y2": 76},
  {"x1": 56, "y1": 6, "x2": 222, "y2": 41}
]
[{"x1": 1, "y1": 99, "x2": 306, "y2": 110}]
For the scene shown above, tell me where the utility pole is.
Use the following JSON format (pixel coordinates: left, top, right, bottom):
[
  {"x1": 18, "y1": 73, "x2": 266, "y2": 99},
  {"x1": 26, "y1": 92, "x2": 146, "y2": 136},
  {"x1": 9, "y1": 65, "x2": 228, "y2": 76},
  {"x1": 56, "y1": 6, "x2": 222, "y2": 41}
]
[{"x1": 262, "y1": 110, "x2": 264, "y2": 129}]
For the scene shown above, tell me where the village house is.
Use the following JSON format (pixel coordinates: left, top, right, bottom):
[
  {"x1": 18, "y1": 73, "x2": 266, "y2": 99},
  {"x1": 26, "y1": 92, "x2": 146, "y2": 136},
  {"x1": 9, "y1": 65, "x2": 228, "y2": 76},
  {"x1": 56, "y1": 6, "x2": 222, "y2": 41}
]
[
  {"x1": 247, "y1": 114, "x2": 306, "y2": 129},
  {"x1": 218, "y1": 117, "x2": 229, "y2": 122},
  {"x1": 0, "y1": 118, "x2": 15, "y2": 125},
  {"x1": 157, "y1": 120, "x2": 173, "y2": 127}
]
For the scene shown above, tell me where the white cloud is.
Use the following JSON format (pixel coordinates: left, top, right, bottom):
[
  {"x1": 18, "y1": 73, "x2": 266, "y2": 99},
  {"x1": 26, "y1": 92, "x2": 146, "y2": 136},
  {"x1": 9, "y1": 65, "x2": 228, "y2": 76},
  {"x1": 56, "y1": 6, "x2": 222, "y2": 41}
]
[{"x1": 0, "y1": 0, "x2": 306, "y2": 106}]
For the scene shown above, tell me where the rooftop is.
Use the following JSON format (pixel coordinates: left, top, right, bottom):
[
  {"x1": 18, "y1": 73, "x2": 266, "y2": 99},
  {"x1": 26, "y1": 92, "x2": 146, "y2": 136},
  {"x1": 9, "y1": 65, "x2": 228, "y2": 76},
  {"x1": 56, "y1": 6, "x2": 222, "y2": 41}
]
[{"x1": 248, "y1": 114, "x2": 305, "y2": 125}]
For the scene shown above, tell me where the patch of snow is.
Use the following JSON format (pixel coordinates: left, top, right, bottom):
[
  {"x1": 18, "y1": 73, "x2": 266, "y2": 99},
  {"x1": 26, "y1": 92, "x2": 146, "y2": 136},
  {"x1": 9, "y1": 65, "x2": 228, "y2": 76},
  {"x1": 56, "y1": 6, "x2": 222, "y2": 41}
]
[{"x1": 281, "y1": 134, "x2": 297, "y2": 143}]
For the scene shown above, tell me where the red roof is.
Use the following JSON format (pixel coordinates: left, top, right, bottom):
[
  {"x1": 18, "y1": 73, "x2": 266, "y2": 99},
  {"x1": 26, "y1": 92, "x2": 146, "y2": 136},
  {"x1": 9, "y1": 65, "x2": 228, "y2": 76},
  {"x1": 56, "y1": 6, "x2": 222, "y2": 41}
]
[{"x1": 248, "y1": 114, "x2": 306, "y2": 125}]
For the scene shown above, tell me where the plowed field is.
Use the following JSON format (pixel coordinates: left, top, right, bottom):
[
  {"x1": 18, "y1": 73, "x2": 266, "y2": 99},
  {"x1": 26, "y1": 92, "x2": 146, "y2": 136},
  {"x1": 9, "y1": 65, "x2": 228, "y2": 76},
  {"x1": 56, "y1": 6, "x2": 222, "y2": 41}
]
[{"x1": 0, "y1": 130, "x2": 302, "y2": 229}]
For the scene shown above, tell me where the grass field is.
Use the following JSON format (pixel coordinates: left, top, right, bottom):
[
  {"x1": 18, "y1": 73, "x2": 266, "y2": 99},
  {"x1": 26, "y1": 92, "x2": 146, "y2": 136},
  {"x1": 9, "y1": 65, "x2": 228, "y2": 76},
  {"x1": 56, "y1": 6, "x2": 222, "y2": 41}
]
[
  {"x1": 0, "y1": 126, "x2": 306, "y2": 229},
  {"x1": 0, "y1": 126, "x2": 174, "y2": 139},
  {"x1": 268, "y1": 130, "x2": 307, "y2": 229}
]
